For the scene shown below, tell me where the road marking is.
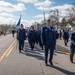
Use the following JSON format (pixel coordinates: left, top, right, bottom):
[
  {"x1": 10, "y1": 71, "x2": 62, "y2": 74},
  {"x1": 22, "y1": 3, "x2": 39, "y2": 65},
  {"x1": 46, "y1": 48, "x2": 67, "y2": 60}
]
[
  {"x1": 0, "y1": 39, "x2": 16, "y2": 62},
  {"x1": 74, "y1": 56, "x2": 75, "y2": 60},
  {"x1": 6, "y1": 47, "x2": 13, "y2": 57},
  {"x1": 62, "y1": 51, "x2": 75, "y2": 60},
  {"x1": 62, "y1": 51, "x2": 70, "y2": 55}
]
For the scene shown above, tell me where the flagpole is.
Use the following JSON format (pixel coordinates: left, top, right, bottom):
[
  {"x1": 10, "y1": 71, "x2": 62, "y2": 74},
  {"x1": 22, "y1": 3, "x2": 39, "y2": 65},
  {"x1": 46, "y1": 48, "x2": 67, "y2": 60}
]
[
  {"x1": 20, "y1": 15, "x2": 21, "y2": 26},
  {"x1": 20, "y1": 15, "x2": 21, "y2": 18},
  {"x1": 16, "y1": 15, "x2": 21, "y2": 50}
]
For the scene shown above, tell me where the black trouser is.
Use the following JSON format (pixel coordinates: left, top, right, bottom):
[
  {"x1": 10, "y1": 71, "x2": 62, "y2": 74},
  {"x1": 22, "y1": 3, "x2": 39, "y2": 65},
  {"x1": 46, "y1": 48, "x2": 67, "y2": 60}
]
[
  {"x1": 19, "y1": 40, "x2": 24, "y2": 52},
  {"x1": 29, "y1": 40, "x2": 35, "y2": 49},
  {"x1": 54, "y1": 40, "x2": 57, "y2": 50},
  {"x1": 12, "y1": 33, "x2": 14, "y2": 37},
  {"x1": 70, "y1": 46, "x2": 75, "y2": 62},
  {"x1": 38, "y1": 39, "x2": 43, "y2": 49},
  {"x1": 64, "y1": 38, "x2": 68, "y2": 46},
  {"x1": 60, "y1": 35, "x2": 62, "y2": 40},
  {"x1": 45, "y1": 45, "x2": 54, "y2": 64}
]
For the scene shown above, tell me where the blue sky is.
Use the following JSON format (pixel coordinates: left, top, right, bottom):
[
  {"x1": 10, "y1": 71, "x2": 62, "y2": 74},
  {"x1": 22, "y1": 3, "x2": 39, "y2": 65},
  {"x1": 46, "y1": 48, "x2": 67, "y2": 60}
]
[{"x1": 0, "y1": 0, "x2": 75, "y2": 27}]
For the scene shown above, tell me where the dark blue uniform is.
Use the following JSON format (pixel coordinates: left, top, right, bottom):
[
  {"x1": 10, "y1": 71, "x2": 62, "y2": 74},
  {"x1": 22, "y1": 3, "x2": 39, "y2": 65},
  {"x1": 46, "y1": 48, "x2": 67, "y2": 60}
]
[
  {"x1": 12, "y1": 30, "x2": 15, "y2": 37},
  {"x1": 54, "y1": 30, "x2": 59, "y2": 50},
  {"x1": 17, "y1": 28, "x2": 26, "y2": 52},
  {"x1": 59, "y1": 30, "x2": 62, "y2": 40},
  {"x1": 28, "y1": 29, "x2": 36, "y2": 50},
  {"x1": 63, "y1": 30, "x2": 69, "y2": 46},
  {"x1": 70, "y1": 32, "x2": 75, "y2": 63},
  {"x1": 41, "y1": 26, "x2": 55, "y2": 65},
  {"x1": 36, "y1": 29, "x2": 43, "y2": 49}
]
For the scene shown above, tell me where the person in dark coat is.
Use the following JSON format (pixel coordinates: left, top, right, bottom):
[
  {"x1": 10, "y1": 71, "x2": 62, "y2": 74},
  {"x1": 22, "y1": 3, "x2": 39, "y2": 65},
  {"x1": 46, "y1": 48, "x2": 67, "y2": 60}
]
[
  {"x1": 17, "y1": 24, "x2": 26, "y2": 53},
  {"x1": 12, "y1": 29, "x2": 15, "y2": 37},
  {"x1": 36, "y1": 24, "x2": 43, "y2": 50},
  {"x1": 54, "y1": 27, "x2": 59, "y2": 50},
  {"x1": 27, "y1": 26, "x2": 36, "y2": 50},
  {"x1": 41, "y1": 19, "x2": 56, "y2": 66},
  {"x1": 70, "y1": 27, "x2": 75, "y2": 63},
  {"x1": 63, "y1": 28, "x2": 69, "y2": 46},
  {"x1": 59, "y1": 30, "x2": 62, "y2": 40}
]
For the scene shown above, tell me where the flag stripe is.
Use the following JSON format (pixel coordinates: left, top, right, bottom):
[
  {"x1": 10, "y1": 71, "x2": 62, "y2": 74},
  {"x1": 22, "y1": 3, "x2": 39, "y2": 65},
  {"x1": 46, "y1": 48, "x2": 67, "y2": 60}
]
[{"x1": 16, "y1": 16, "x2": 21, "y2": 28}]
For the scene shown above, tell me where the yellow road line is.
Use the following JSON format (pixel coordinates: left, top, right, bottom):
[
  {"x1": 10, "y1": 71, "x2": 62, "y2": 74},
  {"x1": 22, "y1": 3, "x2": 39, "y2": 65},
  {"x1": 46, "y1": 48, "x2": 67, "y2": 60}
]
[
  {"x1": 0, "y1": 39, "x2": 16, "y2": 62},
  {"x1": 65, "y1": 52, "x2": 70, "y2": 55},
  {"x1": 62, "y1": 51, "x2": 75, "y2": 60},
  {"x1": 74, "y1": 56, "x2": 75, "y2": 60},
  {"x1": 62, "y1": 52, "x2": 70, "y2": 55},
  {"x1": 6, "y1": 47, "x2": 13, "y2": 57}
]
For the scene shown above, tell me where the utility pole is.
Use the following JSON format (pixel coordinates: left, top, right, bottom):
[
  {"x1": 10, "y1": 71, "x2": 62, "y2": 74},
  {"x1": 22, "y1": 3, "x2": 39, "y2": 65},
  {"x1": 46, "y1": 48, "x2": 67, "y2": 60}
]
[
  {"x1": 43, "y1": 12, "x2": 46, "y2": 26},
  {"x1": 56, "y1": 9, "x2": 59, "y2": 30},
  {"x1": 50, "y1": 10, "x2": 56, "y2": 26},
  {"x1": 43, "y1": 12, "x2": 45, "y2": 23}
]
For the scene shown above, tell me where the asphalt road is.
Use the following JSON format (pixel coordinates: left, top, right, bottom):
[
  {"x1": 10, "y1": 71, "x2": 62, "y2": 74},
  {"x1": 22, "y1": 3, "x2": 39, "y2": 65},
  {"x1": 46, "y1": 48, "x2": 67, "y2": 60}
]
[{"x1": 0, "y1": 35, "x2": 75, "y2": 75}]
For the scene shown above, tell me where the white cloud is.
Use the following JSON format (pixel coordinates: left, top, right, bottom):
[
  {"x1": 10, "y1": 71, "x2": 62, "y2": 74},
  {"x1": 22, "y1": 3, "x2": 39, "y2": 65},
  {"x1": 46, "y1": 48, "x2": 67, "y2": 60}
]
[
  {"x1": 0, "y1": 15, "x2": 31, "y2": 27},
  {"x1": 50, "y1": 4, "x2": 73, "y2": 11},
  {"x1": 21, "y1": 20, "x2": 31, "y2": 27},
  {"x1": 0, "y1": 16, "x2": 16, "y2": 25},
  {"x1": 33, "y1": 14, "x2": 43, "y2": 19},
  {"x1": 0, "y1": 1, "x2": 26, "y2": 12},
  {"x1": 35, "y1": 2, "x2": 73, "y2": 11},
  {"x1": 36, "y1": 6, "x2": 50, "y2": 11},
  {"x1": 0, "y1": 12, "x2": 16, "y2": 18},
  {"x1": 21, "y1": 19, "x2": 42, "y2": 27},
  {"x1": 33, "y1": 14, "x2": 49, "y2": 20},
  {"x1": 17, "y1": 0, "x2": 38, "y2": 3},
  {"x1": 0, "y1": 16, "x2": 31, "y2": 27},
  {"x1": 34, "y1": 0, "x2": 54, "y2": 10},
  {"x1": 34, "y1": 0, "x2": 54, "y2": 7},
  {"x1": 16, "y1": 0, "x2": 54, "y2": 10}
]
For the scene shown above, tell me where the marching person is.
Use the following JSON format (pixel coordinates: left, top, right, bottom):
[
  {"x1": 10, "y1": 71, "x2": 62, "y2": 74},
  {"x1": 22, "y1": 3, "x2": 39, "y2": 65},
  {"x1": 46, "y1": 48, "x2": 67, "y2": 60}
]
[
  {"x1": 54, "y1": 27, "x2": 59, "y2": 50},
  {"x1": 17, "y1": 24, "x2": 26, "y2": 53},
  {"x1": 59, "y1": 30, "x2": 62, "y2": 40},
  {"x1": 41, "y1": 19, "x2": 56, "y2": 66},
  {"x1": 70, "y1": 27, "x2": 75, "y2": 63},
  {"x1": 36, "y1": 23, "x2": 43, "y2": 50},
  {"x1": 12, "y1": 29, "x2": 15, "y2": 37},
  {"x1": 27, "y1": 26, "x2": 36, "y2": 50},
  {"x1": 63, "y1": 28, "x2": 69, "y2": 46}
]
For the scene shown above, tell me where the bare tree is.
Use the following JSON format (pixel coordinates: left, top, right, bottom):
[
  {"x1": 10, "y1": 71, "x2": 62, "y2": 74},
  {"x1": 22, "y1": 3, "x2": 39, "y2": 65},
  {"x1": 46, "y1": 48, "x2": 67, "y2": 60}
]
[
  {"x1": 49, "y1": 9, "x2": 59, "y2": 29},
  {"x1": 67, "y1": 4, "x2": 75, "y2": 21}
]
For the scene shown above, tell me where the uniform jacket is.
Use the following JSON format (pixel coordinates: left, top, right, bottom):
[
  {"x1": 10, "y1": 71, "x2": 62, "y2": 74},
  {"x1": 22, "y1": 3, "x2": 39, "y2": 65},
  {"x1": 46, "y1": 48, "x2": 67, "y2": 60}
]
[
  {"x1": 36, "y1": 29, "x2": 41, "y2": 43},
  {"x1": 27, "y1": 29, "x2": 36, "y2": 43},
  {"x1": 63, "y1": 31, "x2": 69, "y2": 39},
  {"x1": 17, "y1": 28, "x2": 26, "y2": 41},
  {"x1": 41, "y1": 26, "x2": 55, "y2": 47}
]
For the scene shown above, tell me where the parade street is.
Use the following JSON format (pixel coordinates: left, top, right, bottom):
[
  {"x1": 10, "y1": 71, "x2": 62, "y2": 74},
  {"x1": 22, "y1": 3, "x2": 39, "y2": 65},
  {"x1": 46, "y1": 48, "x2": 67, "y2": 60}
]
[{"x1": 0, "y1": 34, "x2": 75, "y2": 75}]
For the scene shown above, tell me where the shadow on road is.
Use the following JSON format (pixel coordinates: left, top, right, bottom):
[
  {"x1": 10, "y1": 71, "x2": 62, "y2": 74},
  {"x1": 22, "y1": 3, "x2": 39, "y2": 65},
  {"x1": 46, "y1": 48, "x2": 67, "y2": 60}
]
[
  {"x1": 52, "y1": 66, "x2": 75, "y2": 75},
  {"x1": 20, "y1": 42, "x2": 75, "y2": 75},
  {"x1": 24, "y1": 42, "x2": 45, "y2": 61},
  {"x1": 22, "y1": 42, "x2": 71, "y2": 61}
]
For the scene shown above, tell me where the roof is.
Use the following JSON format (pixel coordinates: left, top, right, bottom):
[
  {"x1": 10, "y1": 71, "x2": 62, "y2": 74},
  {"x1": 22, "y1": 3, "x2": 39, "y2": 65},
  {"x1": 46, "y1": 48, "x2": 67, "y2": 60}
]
[{"x1": 66, "y1": 23, "x2": 72, "y2": 28}]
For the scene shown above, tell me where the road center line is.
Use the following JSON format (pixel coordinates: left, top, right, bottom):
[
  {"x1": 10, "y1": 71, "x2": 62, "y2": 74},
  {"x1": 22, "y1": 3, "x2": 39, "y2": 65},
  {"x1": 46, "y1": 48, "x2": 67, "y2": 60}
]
[
  {"x1": 6, "y1": 47, "x2": 13, "y2": 57},
  {"x1": 0, "y1": 39, "x2": 16, "y2": 62}
]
